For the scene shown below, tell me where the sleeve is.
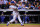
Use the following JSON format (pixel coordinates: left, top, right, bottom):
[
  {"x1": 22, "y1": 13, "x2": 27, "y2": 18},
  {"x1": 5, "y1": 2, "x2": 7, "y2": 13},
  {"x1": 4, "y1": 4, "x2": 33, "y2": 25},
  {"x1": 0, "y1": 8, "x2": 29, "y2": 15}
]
[
  {"x1": 14, "y1": 6, "x2": 17, "y2": 9},
  {"x1": 21, "y1": 0, "x2": 23, "y2": 2}
]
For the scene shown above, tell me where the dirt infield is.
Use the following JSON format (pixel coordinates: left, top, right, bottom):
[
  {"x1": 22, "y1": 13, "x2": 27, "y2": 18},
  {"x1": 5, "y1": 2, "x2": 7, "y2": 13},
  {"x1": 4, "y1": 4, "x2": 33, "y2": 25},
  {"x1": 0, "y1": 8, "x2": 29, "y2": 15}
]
[{"x1": 0, "y1": 24, "x2": 40, "y2": 27}]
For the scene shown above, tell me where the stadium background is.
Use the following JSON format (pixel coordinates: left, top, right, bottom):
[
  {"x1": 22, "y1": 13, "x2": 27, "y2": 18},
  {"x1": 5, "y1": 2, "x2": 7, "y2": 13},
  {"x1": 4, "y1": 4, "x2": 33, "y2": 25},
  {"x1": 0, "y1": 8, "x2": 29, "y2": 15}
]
[{"x1": 0, "y1": 0, "x2": 40, "y2": 27}]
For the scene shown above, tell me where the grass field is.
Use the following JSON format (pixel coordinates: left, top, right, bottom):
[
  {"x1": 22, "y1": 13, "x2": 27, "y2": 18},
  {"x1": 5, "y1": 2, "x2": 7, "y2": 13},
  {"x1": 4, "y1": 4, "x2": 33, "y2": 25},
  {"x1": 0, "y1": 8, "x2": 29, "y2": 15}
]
[{"x1": 0, "y1": 24, "x2": 40, "y2": 27}]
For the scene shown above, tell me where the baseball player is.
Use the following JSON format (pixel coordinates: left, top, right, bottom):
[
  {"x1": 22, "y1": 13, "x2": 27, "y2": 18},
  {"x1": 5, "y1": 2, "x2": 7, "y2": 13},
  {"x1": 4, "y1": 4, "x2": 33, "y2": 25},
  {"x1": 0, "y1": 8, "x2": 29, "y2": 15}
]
[{"x1": 7, "y1": 1, "x2": 24, "y2": 26}]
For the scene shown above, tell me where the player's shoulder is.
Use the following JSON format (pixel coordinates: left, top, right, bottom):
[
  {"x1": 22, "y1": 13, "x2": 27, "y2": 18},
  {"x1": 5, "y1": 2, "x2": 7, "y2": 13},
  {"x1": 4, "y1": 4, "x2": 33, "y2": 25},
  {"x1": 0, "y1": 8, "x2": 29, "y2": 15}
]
[
  {"x1": 9, "y1": 5, "x2": 17, "y2": 8},
  {"x1": 9, "y1": 5, "x2": 13, "y2": 7},
  {"x1": 9, "y1": 5, "x2": 13, "y2": 8}
]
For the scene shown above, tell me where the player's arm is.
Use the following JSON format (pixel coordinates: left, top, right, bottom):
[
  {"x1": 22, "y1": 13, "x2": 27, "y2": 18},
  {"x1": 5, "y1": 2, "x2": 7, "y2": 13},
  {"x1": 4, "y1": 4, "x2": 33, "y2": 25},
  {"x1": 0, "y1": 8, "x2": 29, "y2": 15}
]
[
  {"x1": 13, "y1": 6, "x2": 17, "y2": 9},
  {"x1": 13, "y1": 6, "x2": 18, "y2": 11},
  {"x1": 9, "y1": 6, "x2": 11, "y2": 9}
]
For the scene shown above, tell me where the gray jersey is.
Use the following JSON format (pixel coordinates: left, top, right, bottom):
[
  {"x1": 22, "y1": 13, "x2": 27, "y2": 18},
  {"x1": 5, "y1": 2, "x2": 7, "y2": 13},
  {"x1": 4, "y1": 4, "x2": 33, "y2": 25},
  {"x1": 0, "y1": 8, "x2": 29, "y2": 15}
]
[
  {"x1": 9, "y1": 5, "x2": 18, "y2": 11},
  {"x1": 9, "y1": 5, "x2": 17, "y2": 10},
  {"x1": 9, "y1": 5, "x2": 18, "y2": 15}
]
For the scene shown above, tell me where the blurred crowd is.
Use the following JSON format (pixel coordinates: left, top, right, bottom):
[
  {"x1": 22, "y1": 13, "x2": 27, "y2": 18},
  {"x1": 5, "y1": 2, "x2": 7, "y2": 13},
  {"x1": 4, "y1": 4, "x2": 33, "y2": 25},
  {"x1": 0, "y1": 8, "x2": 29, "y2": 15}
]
[
  {"x1": 0, "y1": 0, "x2": 40, "y2": 9},
  {"x1": 0, "y1": 0, "x2": 40, "y2": 24}
]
